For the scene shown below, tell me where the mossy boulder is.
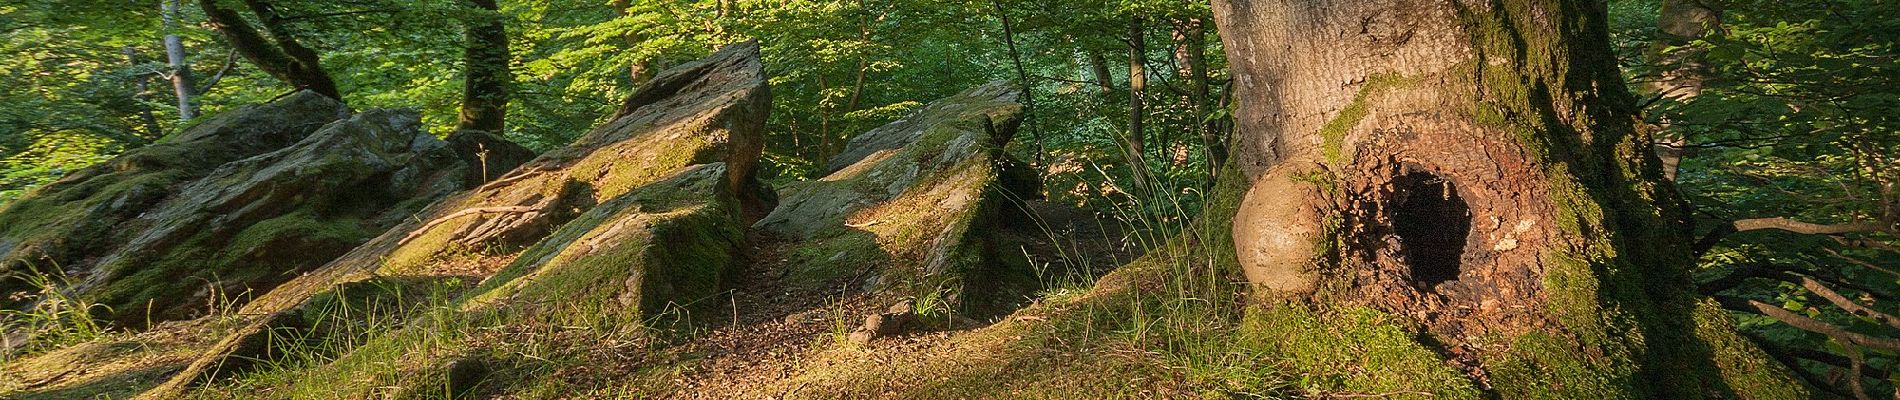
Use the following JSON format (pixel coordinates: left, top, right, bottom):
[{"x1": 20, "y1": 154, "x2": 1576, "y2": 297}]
[
  {"x1": 370, "y1": 39, "x2": 769, "y2": 276},
  {"x1": 145, "y1": 41, "x2": 769, "y2": 395},
  {"x1": 72, "y1": 108, "x2": 524, "y2": 327},
  {"x1": 165, "y1": 163, "x2": 751, "y2": 399},
  {"x1": 756, "y1": 81, "x2": 1037, "y2": 314},
  {"x1": 467, "y1": 163, "x2": 749, "y2": 321},
  {"x1": 0, "y1": 91, "x2": 346, "y2": 300}
]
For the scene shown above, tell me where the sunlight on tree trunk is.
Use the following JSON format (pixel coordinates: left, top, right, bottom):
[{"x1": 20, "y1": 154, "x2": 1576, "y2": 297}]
[{"x1": 456, "y1": 0, "x2": 509, "y2": 134}]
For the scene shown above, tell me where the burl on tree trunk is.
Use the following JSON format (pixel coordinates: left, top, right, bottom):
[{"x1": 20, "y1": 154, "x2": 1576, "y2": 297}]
[{"x1": 1213, "y1": 0, "x2": 1806, "y2": 397}]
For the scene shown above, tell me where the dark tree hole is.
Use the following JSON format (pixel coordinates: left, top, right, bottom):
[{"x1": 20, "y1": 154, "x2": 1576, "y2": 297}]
[{"x1": 1392, "y1": 167, "x2": 1470, "y2": 289}]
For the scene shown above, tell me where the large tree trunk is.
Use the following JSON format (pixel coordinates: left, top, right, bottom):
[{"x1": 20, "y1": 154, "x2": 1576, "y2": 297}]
[
  {"x1": 1214, "y1": 0, "x2": 1803, "y2": 397},
  {"x1": 456, "y1": 0, "x2": 509, "y2": 134},
  {"x1": 198, "y1": 0, "x2": 341, "y2": 99}
]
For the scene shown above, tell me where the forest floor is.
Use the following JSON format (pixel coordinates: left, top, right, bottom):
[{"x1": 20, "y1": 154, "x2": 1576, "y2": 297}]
[
  {"x1": 0, "y1": 199, "x2": 1141, "y2": 399},
  {"x1": 637, "y1": 199, "x2": 1138, "y2": 398}
]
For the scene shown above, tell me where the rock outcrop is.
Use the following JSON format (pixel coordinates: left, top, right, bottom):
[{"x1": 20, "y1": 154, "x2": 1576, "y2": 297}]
[
  {"x1": 145, "y1": 40, "x2": 770, "y2": 395},
  {"x1": 0, "y1": 92, "x2": 527, "y2": 328},
  {"x1": 756, "y1": 81, "x2": 1037, "y2": 314},
  {"x1": 465, "y1": 162, "x2": 750, "y2": 320},
  {"x1": 0, "y1": 91, "x2": 347, "y2": 298}
]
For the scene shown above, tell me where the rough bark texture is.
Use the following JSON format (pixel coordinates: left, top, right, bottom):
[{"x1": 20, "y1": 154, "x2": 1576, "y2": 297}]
[
  {"x1": 1214, "y1": 0, "x2": 1805, "y2": 397},
  {"x1": 144, "y1": 41, "x2": 769, "y2": 395},
  {"x1": 455, "y1": 0, "x2": 509, "y2": 134}
]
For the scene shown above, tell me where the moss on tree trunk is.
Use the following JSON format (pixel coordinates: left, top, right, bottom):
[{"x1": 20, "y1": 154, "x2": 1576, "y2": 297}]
[{"x1": 1212, "y1": 0, "x2": 1808, "y2": 397}]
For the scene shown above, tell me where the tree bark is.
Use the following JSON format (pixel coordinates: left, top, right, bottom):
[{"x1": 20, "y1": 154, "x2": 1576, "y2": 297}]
[
  {"x1": 199, "y1": 0, "x2": 341, "y2": 99},
  {"x1": 1647, "y1": 0, "x2": 1721, "y2": 181},
  {"x1": 456, "y1": 0, "x2": 509, "y2": 134},
  {"x1": 1088, "y1": 51, "x2": 1114, "y2": 93},
  {"x1": 1213, "y1": 0, "x2": 1803, "y2": 396},
  {"x1": 123, "y1": 47, "x2": 165, "y2": 140},
  {"x1": 1124, "y1": 17, "x2": 1154, "y2": 198},
  {"x1": 817, "y1": 73, "x2": 833, "y2": 170},
  {"x1": 162, "y1": 0, "x2": 198, "y2": 121},
  {"x1": 1179, "y1": 17, "x2": 1224, "y2": 180},
  {"x1": 994, "y1": 1, "x2": 1043, "y2": 168}
]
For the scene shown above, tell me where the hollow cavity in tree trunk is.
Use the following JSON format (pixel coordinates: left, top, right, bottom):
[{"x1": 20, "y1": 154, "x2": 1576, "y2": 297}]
[{"x1": 1390, "y1": 166, "x2": 1469, "y2": 290}]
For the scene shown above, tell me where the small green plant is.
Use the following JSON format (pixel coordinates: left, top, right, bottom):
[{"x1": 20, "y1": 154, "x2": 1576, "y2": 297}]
[
  {"x1": 0, "y1": 262, "x2": 113, "y2": 360},
  {"x1": 826, "y1": 295, "x2": 854, "y2": 348}
]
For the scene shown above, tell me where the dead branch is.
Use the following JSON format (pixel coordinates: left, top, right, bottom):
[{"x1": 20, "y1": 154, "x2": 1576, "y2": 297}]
[
  {"x1": 1717, "y1": 296, "x2": 1900, "y2": 352},
  {"x1": 1733, "y1": 218, "x2": 1891, "y2": 235},
  {"x1": 1796, "y1": 276, "x2": 1900, "y2": 330}
]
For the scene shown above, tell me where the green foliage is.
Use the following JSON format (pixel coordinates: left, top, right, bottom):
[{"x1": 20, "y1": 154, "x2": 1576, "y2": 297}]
[{"x1": 1611, "y1": 0, "x2": 1900, "y2": 394}]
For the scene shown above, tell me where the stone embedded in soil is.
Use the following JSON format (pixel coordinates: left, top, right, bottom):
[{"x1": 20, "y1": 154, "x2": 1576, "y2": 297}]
[
  {"x1": 85, "y1": 109, "x2": 524, "y2": 327},
  {"x1": 465, "y1": 162, "x2": 750, "y2": 319},
  {"x1": 849, "y1": 300, "x2": 918, "y2": 345}
]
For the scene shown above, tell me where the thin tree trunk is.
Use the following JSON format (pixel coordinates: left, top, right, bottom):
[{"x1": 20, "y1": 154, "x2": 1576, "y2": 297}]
[
  {"x1": 1088, "y1": 51, "x2": 1114, "y2": 93},
  {"x1": 162, "y1": 0, "x2": 197, "y2": 121},
  {"x1": 1179, "y1": 17, "x2": 1223, "y2": 180},
  {"x1": 1213, "y1": 0, "x2": 1804, "y2": 396},
  {"x1": 1648, "y1": 0, "x2": 1721, "y2": 181},
  {"x1": 123, "y1": 46, "x2": 165, "y2": 140},
  {"x1": 197, "y1": 50, "x2": 238, "y2": 95},
  {"x1": 608, "y1": 0, "x2": 655, "y2": 85},
  {"x1": 456, "y1": 0, "x2": 509, "y2": 134},
  {"x1": 199, "y1": 0, "x2": 341, "y2": 99},
  {"x1": 818, "y1": 73, "x2": 833, "y2": 170},
  {"x1": 1125, "y1": 17, "x2": 1153, "y2": 197},
  {"x1": 994, "y1": 1, "x2": 1042, "y2": 168},
  {"x1": 845, "y1": 0, "x2": 870, "y2": 113}
]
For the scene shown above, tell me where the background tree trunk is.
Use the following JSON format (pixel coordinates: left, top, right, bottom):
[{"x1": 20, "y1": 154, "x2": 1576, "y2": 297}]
[
  {"x1": 456, "y1": 0, "x2": 509, "y2": 134},
  {"x1": 995, "y1": 1, "x2": 1042, "y2": 168},
  {"x1": 1214, "y1": 0, "x2": 1804, "y2": 397},
  {"x1": 1125, "y1": 17, "x2": 1154, "y2": 198},
  {"x1": 123, "y1": 47, "x2": 164, "y2": 140},
  {"x1": 1088, "y1": 51, "x2": 1114, "y2": 93},
  {"x1": 1647, "y1": 0, "x2": 1721, "y2": 181},
  {"x1": 199, "y1": 0, "x2": 341, "y2": 99},
  {"x1": 1179, "y1": 17, "x2": 1224, "y2": 180},
  {"x1": 162, "y1": 0, "x2": 198, "y2": 121}
]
